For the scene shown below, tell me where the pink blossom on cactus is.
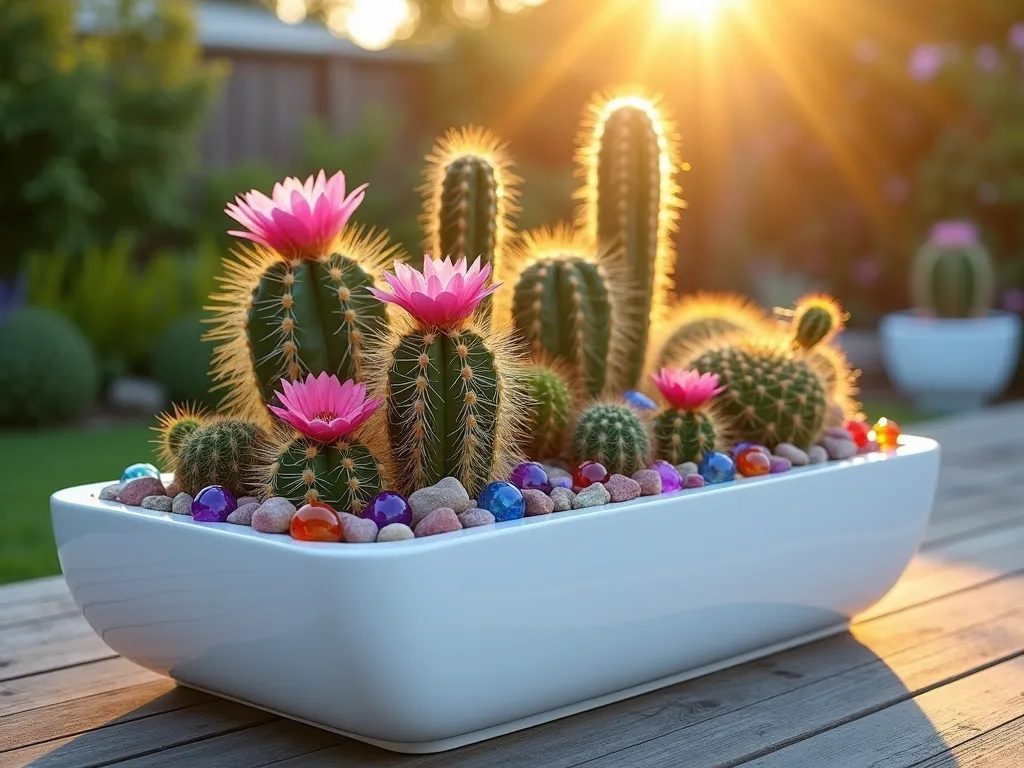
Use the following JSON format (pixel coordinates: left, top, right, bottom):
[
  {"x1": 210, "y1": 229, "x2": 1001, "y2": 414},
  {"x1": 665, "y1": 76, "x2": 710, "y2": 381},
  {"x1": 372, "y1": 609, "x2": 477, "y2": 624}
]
[
  {"x1": 908, "y1": 43, "x2": 945, "y2": 82},
  {"x1": 369, "y1": 255, "x2": 500, "y2": 329},
  {"x1": 651, "y1": 369, "x2": 724, "y2": 411},
  {"x1": 268, "y1": 372, "x2": 381, "y2": 444},
  {"x1": 225, "y1": 170, "x2": 367, "y2": 257},
  {"x1": 929, "y1": 220, "x2": 979, "y2": 248}
]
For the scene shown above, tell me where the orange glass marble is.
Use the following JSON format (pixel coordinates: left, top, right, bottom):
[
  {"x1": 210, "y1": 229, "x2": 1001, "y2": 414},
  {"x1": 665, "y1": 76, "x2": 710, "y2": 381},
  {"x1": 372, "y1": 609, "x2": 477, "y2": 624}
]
[
  {"x1": 735, "y1": 447, "x2": 771, "y2": 477},
  {"x1": 871, "y1": 417, "x2": 901, "y2": 450},
  {"x1": 291, "y1": 502, "x2": 342, "y2": 542}
]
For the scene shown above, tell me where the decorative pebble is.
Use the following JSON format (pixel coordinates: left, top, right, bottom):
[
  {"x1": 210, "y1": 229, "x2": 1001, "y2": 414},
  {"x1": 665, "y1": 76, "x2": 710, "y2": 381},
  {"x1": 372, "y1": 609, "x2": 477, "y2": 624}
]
[
  {"x1": 377, "y1": 523, "x2": 415, "y2": 542},
  {"x1": 549, "y1": 486, "x2": 575, "y2": 512},
  {"x1": 363, "y1": 491, "x2": 412, "y2": 529},
  {"x1": 291, "y1": 503, "x2": 342, "y2": 542},
  {"x1": 339, "y1": 512, "x2": 379, "y2": 543},
  {"x1": 769, "y1": 456, "x2": 792, "y2": 474},
  {"x1": 699, "y1": 452, "x2": 736, "y2": 484},
  {"x1": 408, "y1": 477, "x2": 472, "y2": 526},
  {"x1": 98, "y1": 484, "x2": 121, "y2": 501},
  {"x1": 414, "y1": 507, "x2": 463, "y2": 537},
  {"x1": 252, "y1": 497, "x2": 296, "y2": 534},
  {"x1": 510, "y1": 462, "x2": 553, "y2": 494},
  {"x1": 632, "y1": 469, "x2": 662, "y2": 496},
  {"x1": 606, "y1": 474, "x2": 642, "y2": 502},
  {"x1": 478, "y1": 481, "x2": 526, "y2": 522},
  {"x1": 458, "y1": 508, "x2": 496, "y2": 528},
  {"x1": 844, "y1": 420, "x2": 871, "y2": 449},
  {"x1": 116, "y1": 477, "x2": 166, "y2": 507},
  {"x1": 649, "y1": 460, "x2": 681, "y2": 493},
  {"x1": 542, "y1": 465, "x2": 573, "y2": 482},
  {"x1": 675, "y1": 461, "x2": 699, "y2": 477},
  {"x1": 872, "y1": 418, "x2": 902, "y2": 450},
  {"x1": 826, "y1": 425, "x2": 853, "y2": 440},
  {"x1": 820, "y1": 436, "x2": 857, "y2": 461},
  {"x1": 141, "y1": 495, "x2": 173, "y2": 512},
  {"x1": 682, "y1": 473, "x2": 705, "y2": 489},
  {"x1": 808, "y1": 445, "x2": 829, "y2": 464},
  {"x1": 572, "y1": 461, "x2": 610, "y2": 490},
  {"x1": 171, "y1": 492, "x2": 193, "y2": 516},
  {"x1": 165, "y1": 479, "x2": 182, "y2": 498},
  {"x1": 236, "y1": 497, "x2": 258, "y2": 509},
  {"x1": 522, "y1": 489, "x2": 554, "y2": 516},
  {"x1": 572, "y1": 483, "x2": 610, "y2": 509},
  {"x1": 736, "y1": 448, "x2": 771, "y2": 477},
  {"x1": 624, "y1": 390, "x2": 658, "y2": 411},
  {"x1": 120, "y1": 462, "x2": 161, "y2": 485},
  {"x1": 226, "y1": 502, "x2": 259, "y2": 526},
  {"x1": 773, "y1": 443, "x2": 809, "y2": 466},
  {"x1": 191, "y1": 485, "x2": 236, "y2": 523}
]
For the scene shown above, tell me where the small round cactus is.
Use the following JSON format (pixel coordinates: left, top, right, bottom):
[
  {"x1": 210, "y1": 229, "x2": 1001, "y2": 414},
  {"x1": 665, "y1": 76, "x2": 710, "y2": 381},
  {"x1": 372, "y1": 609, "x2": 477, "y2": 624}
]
[
  {"x1": 270, "y1": 436, "x2": 383, "y2": 513},
  {"x1": 524, "y1": 363, "x2": 573, "y2": 460},
  {"x1": 154, "y1": 403, "x2": 209, "y2": 471},
  {"x1": 572, "y1": 402, "x2": 650, "y2": 475},
  {"x1": 175, "y1": 419, "x2": 268, "y2": 495},
  {"x1": 792, "y1": 294, "x2": 845, "y2": 350},
  {"x1": 649, "y1": 369, "x2": 724, "y2": 465}
]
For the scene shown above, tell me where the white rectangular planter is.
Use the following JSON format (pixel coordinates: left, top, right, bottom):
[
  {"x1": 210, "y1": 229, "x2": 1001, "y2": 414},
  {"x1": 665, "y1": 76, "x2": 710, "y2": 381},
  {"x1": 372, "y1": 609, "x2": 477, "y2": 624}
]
[{"x1": 50, "y1": 435, "x2": 940, "y2": 754}]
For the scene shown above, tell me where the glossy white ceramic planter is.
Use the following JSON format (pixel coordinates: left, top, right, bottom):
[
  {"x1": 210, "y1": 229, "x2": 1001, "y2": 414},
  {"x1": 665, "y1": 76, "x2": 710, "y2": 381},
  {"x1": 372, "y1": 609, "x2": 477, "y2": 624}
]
[
  {"x1": 880, "y1": 310, "x2": 1022, "y2": 413},
  {"x1": 51, "y1": 436, "x2": 940, "y2": 754}
]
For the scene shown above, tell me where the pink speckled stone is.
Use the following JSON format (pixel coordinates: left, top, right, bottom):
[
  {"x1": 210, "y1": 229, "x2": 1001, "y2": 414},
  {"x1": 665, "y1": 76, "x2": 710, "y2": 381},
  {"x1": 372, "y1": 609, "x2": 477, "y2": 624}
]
[
  {"x1": 605, "y1": 474, "x2": 641, "y2": 503},
  {"x1": 251, "y1": 497, "x2": 296, "y2": 534},
  {"x1": 116, "y1": 477, "x2": 166, "y2": 507},
  {"x1": 682, "y1": 474, "x2": 705, "y2": 489},
  {"x1": 226, "y1": 502, "x2": 259, "y2": 526},
  {"x1": 632, "y1": 469, "x2": 662, "y2": 496},
  {"x1": 522, "y1": 489, "x2": 554, "y2": 516},
  {"x1": 414, "y1": 507, "x2": 463, "y2": 537},
  {"x1": 339, "y1": 512, "x2": 379, "y2": 543},
  {"x1": 458, "y1": 508, "x2": 496, "y2": 528}
]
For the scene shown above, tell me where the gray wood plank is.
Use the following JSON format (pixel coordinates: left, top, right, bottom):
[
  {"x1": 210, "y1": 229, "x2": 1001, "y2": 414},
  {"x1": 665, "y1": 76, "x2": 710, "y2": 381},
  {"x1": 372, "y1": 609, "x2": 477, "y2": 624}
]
[
  {"x1": 741, "y1": 655, "x2": 1024, "y2": 767},
  {"x1": 0, "y1": 577, "x2": 67, "y2": 607},
  {"x1": 910, "y1": 714, "x2": 1024, "y2": 767},
  {"x1": 0, "y1": 613, "x2": 113, "y2": 683}
]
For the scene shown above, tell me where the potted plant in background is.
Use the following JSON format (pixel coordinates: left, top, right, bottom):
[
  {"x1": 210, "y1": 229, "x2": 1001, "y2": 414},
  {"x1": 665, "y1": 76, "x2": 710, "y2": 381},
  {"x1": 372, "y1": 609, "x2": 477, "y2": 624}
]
[{"x1": 880, "y1": 220, "x2": 1022, "y2": 413}]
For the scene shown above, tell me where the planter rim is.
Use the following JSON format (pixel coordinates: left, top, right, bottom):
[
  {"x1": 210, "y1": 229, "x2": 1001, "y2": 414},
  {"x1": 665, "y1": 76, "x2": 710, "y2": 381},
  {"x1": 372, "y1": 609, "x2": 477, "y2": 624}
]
[
  {"x1": 882, "y1": 308, "x2": 1022, "y2": 324},
  {"x1": 53, "y1": 434, "x2": 939, "y2": 559}
]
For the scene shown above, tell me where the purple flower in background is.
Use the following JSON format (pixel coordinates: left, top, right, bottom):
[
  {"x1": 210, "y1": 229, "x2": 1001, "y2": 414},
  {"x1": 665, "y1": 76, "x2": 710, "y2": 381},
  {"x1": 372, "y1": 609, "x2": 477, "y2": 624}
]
[
  {"x1": 854, "y1": 260, "x2": 881, "y2": 288},
  {"x1": 1002, "y1": 288, "x2": 1024, "y2": 314},
  {"x1": 976, "y1": 44, "x2": 1000, "y2": 71},
  {"x1": 854, "y1": 38, "x2": 878, "y2": 64},
  {"x1": 884, "y1": 176, "x2": 908, "y2": 204},
  {"x1": 1010, "y1": 24, "x2": 1024, "y2": 52},
  {"x1": 909, "y1": 44, "x2": 945, "y2": 81},
  {"x1": 929, "y1": 221, "x2": 979, "y2": 248}
]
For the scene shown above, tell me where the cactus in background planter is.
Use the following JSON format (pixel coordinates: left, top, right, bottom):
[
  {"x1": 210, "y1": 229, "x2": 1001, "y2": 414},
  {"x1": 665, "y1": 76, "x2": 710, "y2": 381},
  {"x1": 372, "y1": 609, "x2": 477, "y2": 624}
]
[
  {"x1": 911, "y1": 221, "x2": 994, "y2": 318},
  {"x1": 369, "y1": 255, "x2": 527, "y2": 497},
  {"x1": 208, "y1": 170, "x2": 400, "y2": 426},
  {"x1": 420, "y1": 127, "x2": 520, "y2": 324},
  {"x1": 576, "y1": 90, "x2": 684, "y2": 389},
  {"x1": 650, "y1": 369, "x2": 725, "y2": 465},
  {"x1": 175, "y1": 419, "x2": 269, "y2": 496},
  {"x1": 502, "y1": 225, "x2": 633, "y2": 397},
  {"x1": 572, "y1": 402, "x2": 650, "y2": 475},
  {"x1": 523, "y1": 361, "x2": 574, "y2": 460},
  {"x1": 154, "y1": 402, "x2": 209, "y2": 472}
]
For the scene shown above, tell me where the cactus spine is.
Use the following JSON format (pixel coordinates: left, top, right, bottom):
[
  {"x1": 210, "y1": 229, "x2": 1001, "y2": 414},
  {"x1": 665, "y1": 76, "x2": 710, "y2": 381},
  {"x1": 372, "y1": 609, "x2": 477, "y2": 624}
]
[
  {"x1": 523, "y1": 362, "x2": 574, "y2": 460},
  {"x1": 154, "y1": 402, "x2": 209, "y2": 472},
  {"x1": 268, "y1": 436, "x2": 383, "y2": 513},
  {"x1": 911, "y1": 222, "x2": 994, "y2": 318},
  {"x1": 577, "y1": 91, "x2": 684, "y2": 389},
  {"x1": 572, "y1": 402, "x2": 650, "y2": 475},
  {"x1": 175, "y1": 419, "x2": 268, "y2": 495}
]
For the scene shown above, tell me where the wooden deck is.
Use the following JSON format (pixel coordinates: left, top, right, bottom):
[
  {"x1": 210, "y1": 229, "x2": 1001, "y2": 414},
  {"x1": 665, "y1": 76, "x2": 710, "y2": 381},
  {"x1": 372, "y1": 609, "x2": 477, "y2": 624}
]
[{"x1": 3, "y1": 404, "x2": 1024, "y2": 767}]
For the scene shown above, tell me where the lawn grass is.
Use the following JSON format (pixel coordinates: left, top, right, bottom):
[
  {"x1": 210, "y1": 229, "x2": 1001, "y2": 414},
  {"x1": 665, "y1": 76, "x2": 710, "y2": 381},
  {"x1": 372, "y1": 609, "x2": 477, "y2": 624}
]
[{"x1": 0, "y1": 422, "x2": 159, "y2": 585}]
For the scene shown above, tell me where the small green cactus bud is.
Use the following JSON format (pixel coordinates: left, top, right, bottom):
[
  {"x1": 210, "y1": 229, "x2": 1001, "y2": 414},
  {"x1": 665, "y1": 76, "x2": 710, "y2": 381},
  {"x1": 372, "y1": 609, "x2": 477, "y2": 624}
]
[
  {"x1": 524, "y1": 363, "x2": 573, "y2": 460},
  {"x1": 175, "y1": 419, "x2": 268, "y2": 495},
  {"x1": 270, "y1": 436, "x2": 383, "y2": 513},
  {"x1": 572, "y1": 402, "x2": 650, "y2": 475},
  {"x1": 792, "y1": 295, "x2": 844, "y2": 351}
]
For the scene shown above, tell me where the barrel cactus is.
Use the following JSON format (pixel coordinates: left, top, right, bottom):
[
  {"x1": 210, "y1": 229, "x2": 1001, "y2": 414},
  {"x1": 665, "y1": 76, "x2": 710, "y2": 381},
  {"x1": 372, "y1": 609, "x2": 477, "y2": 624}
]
[
  {"x1": 154, "y1": 402, "x2": 209, "y2": 472},
  {"x1": 572, "y1": 401, "x2": 650, "y2": 475},
  {"x1": 370, "y1": 255, "x2": 527, "y2": 497},
  {"x1": 175, "y1": 419, "x2": 269, "y2": 496},
  {"x1": 576, "y1": 90, "x2": 684, "y2": 389},
  {"x1": 523, "y1": 361, "x2": 574, "y2": 460},
  {"x1": 650, "y1": 369, "x2": 725, "y2": 465},
  {"x1": 911, "y1": 221, "x2": 994, "y2": 318}
]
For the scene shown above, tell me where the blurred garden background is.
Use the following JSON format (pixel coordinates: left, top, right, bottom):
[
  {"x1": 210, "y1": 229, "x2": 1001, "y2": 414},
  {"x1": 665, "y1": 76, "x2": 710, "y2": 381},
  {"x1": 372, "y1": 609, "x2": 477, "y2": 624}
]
[{"x1": 2, "y1": 0, "x2": 1023, "y2": 583}]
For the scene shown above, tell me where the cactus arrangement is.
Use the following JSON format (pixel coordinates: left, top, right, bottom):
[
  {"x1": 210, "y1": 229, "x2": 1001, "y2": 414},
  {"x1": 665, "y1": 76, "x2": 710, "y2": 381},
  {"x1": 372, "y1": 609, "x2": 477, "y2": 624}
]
[
  {"x1": 911, "y1": 221, "x2": 994, "y2": 319},
  {"x1": 650, "y1": 369, "x2": 725, "y2": 465},
  {"x1": 572, "y1": 401, "x2": 650, "y2": 475}
]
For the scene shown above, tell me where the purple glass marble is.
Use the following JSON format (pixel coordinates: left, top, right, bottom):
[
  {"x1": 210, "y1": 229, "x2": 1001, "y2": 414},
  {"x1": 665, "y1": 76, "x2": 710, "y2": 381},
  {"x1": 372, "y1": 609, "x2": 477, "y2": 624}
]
[
  {"x1": 550, "y1": 475, "x2": 573, "y2": 490},
  {"x1": 682, "y1": 474, "x2": 706, "y2": 489},
  {"x1": 363, "y1": 490, "x2": 412, "y2": 528},
  {"x1": 509, "y1": 462, "x2": 552, "y2": 494},
  {"x1": 192, "y1": 485, "x2": 237, "y2": 522},
  {"x1": 769, "y1": 456, "x2": 792, "y2": 474},
  {"x1": 650, "y1": 460, "x2": 682, "y2": 493}
]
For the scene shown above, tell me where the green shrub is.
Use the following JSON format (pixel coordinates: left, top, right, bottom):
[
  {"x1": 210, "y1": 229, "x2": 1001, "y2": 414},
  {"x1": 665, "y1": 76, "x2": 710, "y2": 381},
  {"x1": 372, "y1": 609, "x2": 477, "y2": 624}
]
[
  {"x1": 150, "y1": 311, "x2": 217, "y2": 409},
  {"x1": 0, "y1": 307, "x2": 100, "y2": 426}
]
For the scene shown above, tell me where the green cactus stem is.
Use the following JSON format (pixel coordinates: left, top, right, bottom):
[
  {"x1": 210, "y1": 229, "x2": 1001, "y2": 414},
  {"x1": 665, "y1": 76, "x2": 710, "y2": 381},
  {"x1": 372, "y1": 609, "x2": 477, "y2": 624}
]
[
  {"x1": 653, "y1": 409, "x2": 717, "y2": 465},
  {"x1": 572, "y1": 402, "x2": 650, "y2": 475},
  {"x1": 524, "y1": 363, "x2": 573, "y2": 460},
  {"x1": 154, "y1": 402, "x2": 209, "y2": 472},
  {"x1": 271, "y1": 436, "x2": 382, "y2": 513},
  {"x1": 175, "y1": 419, "x2": 268, "y2": 495},
  {"x1": 911, "y1": 224, "x2": 994, "y2": 318}
]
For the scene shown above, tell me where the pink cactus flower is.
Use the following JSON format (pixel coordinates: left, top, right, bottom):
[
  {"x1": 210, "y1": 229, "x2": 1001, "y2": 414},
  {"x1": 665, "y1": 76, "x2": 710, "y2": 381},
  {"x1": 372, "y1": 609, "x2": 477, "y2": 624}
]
[
  {"x1": 369, "y1": 255, "x2": 500, "y2": 329},
  {"x1": 929, "y1": 220, "x2": 979, "y2": 248},
  {"x1": 650, "y1": 369, "x2": 724, "y2": 411},
  {"x1": 268, "y1": 372, "x2": 381, "y2": 444},
  {"x1": 908, "y1": 43, "x2": 945, "y2": 81},
  {"x1": 225, "y1": 170, "x2": 367, "y2": 258}
]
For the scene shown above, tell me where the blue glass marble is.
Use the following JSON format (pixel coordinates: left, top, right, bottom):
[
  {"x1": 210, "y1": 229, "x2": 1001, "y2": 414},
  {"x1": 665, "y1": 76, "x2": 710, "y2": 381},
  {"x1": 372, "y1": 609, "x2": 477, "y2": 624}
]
[
  {"x1": 477, "y1": 481, "x2": 526, "y2": 522},
  {"x1": 121, "y1": 462, "x2": 161, "y2": 485},
  {"x1": 699, "y1": 451, "x2": 736, "y2": 484},
  {"x1": 624, "y1": 390, "x2": 658, "y2": 411}
]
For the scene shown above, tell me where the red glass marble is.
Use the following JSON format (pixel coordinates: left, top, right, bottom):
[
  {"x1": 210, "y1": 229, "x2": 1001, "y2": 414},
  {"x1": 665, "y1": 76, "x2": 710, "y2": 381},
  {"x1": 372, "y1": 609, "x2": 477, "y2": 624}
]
[
  {"x1": 573, "y1": 460, "x2": 610, "y2": 489},
  {"x1": 735, "y1": 448, "x2": 771, "y2": 477},
  {"x1": 843, "y1": 419, "x2": 871, "y2": 449},
  {"x1": 291, "y1": 502, "x2": 342, "y2": 542},
  {"x1": 872, "y1": 417, "x2": 901, "y2": 450}
]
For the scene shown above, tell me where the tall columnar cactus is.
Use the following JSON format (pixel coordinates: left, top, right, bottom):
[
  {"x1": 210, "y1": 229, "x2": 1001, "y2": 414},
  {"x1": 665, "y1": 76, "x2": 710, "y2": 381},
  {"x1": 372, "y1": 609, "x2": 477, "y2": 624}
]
[
  {"x1": 175, "y1": 419, "x2": 269, "y2": 496},
  {"x1": 911, "y1": 221, "x2": 994, "y2": 318},
  {"x1": 576, "y1": 91, "x2": 684, "y2": 389},
  {"x1": 650, "y1": 369, "x2": 725, "y2": 465},
  {"x1": 572, "y1": 402, "x2": 650, "y2": 475},
  {"x1": 502, "y1": 225, "x2": 632, "y2": 397},
  {"x1": 154, "y1": 402, "x2": 209, "y2": 472},
  {"x1": 369, "y1": 255, "x2": 527, "y2": 497},
  {"x1": 523, "y1": 361, "x2": 574, "y2": 460},
  {"x1": 208, "y1": 170, "x2": 400, "y2": 426},
  {"x1": 421, "y1": 128, "x2": 520, "y2": 324}
]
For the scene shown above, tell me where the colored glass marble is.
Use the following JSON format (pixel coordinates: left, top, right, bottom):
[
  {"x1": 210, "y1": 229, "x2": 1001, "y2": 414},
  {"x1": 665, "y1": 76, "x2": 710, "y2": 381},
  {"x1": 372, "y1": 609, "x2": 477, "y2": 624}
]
[
  {"x1": 650, "y1": 460, "x2": 682, "y2": 493},
  {"x1": 477, "y1": 481, "x2": 526, "y2": 522},
  {"x1": 698, "y1": 451, "x2": 736, "y2": 484},
  {"x1": 291, "y1": 503, "x2": 343, "y2": 542},
  {"x1": 191, "y1": 485, "x2": 237, "y2": 522},
  {"x1": 509, "y1": 462, "x2": 553, "y2": 494},
  {"x1": 844, "y1": 419, "x2": 871, "y2": 449},
  {"x1": 121, "y1": 462, "x2": 160, "y2": 485},
  {"x1": 731, "y1": 442, "x2": 769, "y2": 457},
  {"x1": 363, "y1": 491, "x2": 412, "y2": 529},
  {"x1": 624, "y1": 390, "x2": 658, "y2": 411},
  {"x1": 736, "y1": 448, "x2": 771, "y2": 477},
  {"x1": 573, "y1": 461, "x2": 610, "y2": 489},
  {"x1": 872, "y1": 417, "x2": 901, "y2": 450}
]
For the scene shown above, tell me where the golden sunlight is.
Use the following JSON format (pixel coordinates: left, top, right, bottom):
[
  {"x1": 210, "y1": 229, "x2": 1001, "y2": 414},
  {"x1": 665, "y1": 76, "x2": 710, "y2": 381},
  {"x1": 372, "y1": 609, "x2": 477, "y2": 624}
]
[{"x1": 660, "y1": 0, "x2": 736, "y2": 27}]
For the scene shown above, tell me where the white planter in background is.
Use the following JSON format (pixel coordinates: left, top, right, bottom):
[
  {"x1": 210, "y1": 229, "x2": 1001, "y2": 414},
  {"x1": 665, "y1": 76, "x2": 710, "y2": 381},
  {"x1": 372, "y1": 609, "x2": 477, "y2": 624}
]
[
  {"x1": 879, "y1": 310, "x2": 1022, "y2": 413},
  {"x1": 51, "y1": 436, "x2": 940, "y2": 754}
]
